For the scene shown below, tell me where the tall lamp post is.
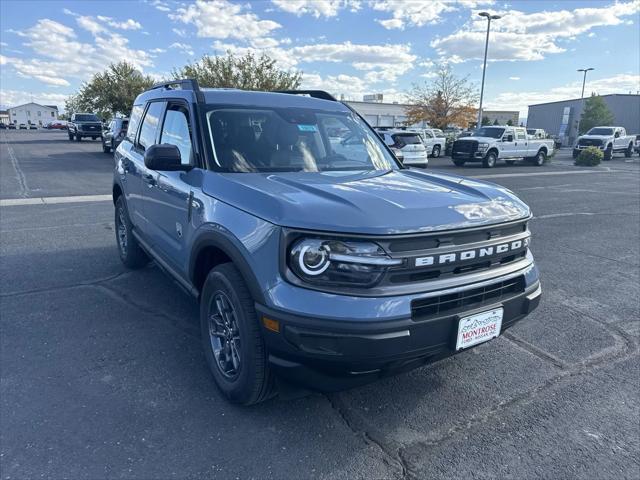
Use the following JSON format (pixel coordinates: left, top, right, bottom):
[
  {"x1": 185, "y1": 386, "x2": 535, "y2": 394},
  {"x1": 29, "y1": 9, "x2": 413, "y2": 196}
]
[
  {"x1": 577, "y1": 68, "x2": 594, "y2": 98},
  {"x1": 476, "y1": 11, "x2": 501, "y2": 128}
]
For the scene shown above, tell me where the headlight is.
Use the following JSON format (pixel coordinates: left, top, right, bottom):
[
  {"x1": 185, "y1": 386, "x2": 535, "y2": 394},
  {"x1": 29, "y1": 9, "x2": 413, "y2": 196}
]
[
  {"x1": 289, "y1": 238, "x2": 402, "y2": 287},
  {"x1": 478, "y1": 143, "x2": 489, "y2": 151}
]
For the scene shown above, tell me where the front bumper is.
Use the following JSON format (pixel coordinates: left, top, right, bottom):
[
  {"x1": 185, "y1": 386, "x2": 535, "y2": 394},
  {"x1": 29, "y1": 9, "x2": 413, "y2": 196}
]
[
  {"x1": 257, "y1": 263, "x2": 541, "y2": 391},
  {"x1": 452, "y1": 150, "x2": 487, "y2": 161}
]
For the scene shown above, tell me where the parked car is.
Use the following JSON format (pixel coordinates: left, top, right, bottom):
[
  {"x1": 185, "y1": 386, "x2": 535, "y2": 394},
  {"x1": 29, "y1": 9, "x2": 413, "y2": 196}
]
[
  {"x1": 112, "y1": 80, "x2": 541, "y2": 404},
  {"x1": 28, "y1": 123, "x2": 38, "y2": 130},
  {"x1": 416, "y1": 128, "x2": 447, "y2": 158},
  {"x1": 451, "y1": 126, "x2": 555, "y2": 168},
  {"x1": 67, "y1": 113, "x2": 102, "y2": 141},
  {"x1": 0, "y1": 123, "x2": 6, "y2": 129},
  {"x1": 7, "y1": 123, "x2": 16, "y2": 129},
  {"x1": 376, "y1": 129, "x2": 429, "y2": 167},
  {"x1": 634, "y1": 134, "x2": 640, "y2": 155},
  {"x1": 573, "y1": 126, "x2": 635, "y2": 160},
  {"x1": 18, "y1": 123, "x2": 27, "y2": 130},
  {"x1": 101, "y1": 117, "x2": 129, "y2": 153},
  {"x1": 47, "y1": 121, "x2": 67, "y2": 130}
]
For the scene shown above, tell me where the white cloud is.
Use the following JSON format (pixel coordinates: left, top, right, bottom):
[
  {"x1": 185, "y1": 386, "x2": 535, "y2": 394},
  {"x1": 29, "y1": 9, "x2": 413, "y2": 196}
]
[
  {"x1": 172, "y1": 28, "x2": 187, "y2": 37},
  {"x1": 0, "y1": 88, "x2": 69, "y2": 109},
  {"x1": 98, "y1": 17, "x2": 143, "y2": 31},
  {"x1": 484, "y1": 73, "x2": 640, "y2": 116},
  {"x1": 291, "y1": 41, "x2": 416, "y2": 69},
  {"x1": 170, "y1": 42, "x2": 195, "y2": 56},
  {"x1": 170, "y1": 0, "x2": 281, "y2": 41},
  {"x1": 373, "y1": 0, "x2": 495, "y2": 29},
  {"x1": 271, "y1": 0, "x2": 361, "y2": 18},
  {"x1": 150, "y1": 48, "x2": 167, "y2": 53},
  {"x1": 150, "y1": 0, "x2": 171, "y2": 12},
  {"x1": 432, "y1": 1, "x2": 640, "y2": 62},
  {"x1": 509, "y1": 76, "x2": 520, "y2": 80}
]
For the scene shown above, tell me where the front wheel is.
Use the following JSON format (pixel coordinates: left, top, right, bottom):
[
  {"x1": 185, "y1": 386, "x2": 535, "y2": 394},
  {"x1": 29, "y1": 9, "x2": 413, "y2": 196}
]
[
  {"x1": 68, "y1": 133, "x2": 73, "y2": 141},
  {"x1": 200, "y1": 263, "x2": 274, "y2": 405},
  {"x1": 604, "y1": 145, "x2": 612, "y2": 161},
  {"x1": 482, "y1": 152, "x2": 497, "y2": 168},
  {"x1": 102, "y1": 139, "x2": 111, "y2": 153},
  {"x1": 572, "y1": 149, "x2": 580, "y2": 159},
  {"x1": 431, "y1": 145, "x2": 441, "y2": 158}
]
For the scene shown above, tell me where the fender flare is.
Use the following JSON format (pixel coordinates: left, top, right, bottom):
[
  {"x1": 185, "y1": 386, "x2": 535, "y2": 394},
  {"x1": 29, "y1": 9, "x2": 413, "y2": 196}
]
[{"x1": 189, "y1": 224, "x2": 266, "y2": 304}]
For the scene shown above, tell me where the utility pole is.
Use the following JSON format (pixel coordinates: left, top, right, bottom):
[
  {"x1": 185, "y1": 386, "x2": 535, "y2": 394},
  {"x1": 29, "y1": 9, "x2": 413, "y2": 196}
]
[
  {"x1": 477, "y1": 12, "x2": 501, "y2": 128},
  {"x1": 577, "y1": 68, "x2": 594, "y2": 98}
]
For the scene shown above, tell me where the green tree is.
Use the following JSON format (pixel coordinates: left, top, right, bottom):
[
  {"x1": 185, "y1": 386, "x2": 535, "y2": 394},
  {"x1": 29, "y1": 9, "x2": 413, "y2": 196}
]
[
  {"x1": 579, "y1": 94, "x2": 614, "y2": 134},
  {"x1": 481, "y1": 116, "x2": 490, "y2": 126},
  {"x1": 492, "y1": 118, "x2": 499, "y2": 125},
  {"x1": 173, "y1": 51, "x2": 302, "y2": 90},
  {"x1": 506, "y1": 119, "x2": 514, "y2": 126},
  {"x1": 405, "y1": 63, "x2": 478, "y2": 129},
  {"x1": 70, "y1": 62, "x2": 155, "y2": 119}
]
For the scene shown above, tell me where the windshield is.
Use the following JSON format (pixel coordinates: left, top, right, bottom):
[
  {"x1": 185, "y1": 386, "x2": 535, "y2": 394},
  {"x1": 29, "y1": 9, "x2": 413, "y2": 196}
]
[
  {"x1": 587, "y1": 127, "x2": 614, "y2": 135},
  {"x1": 75, "y1": 114, "x2": 100, "y2": 122},
  {"x1": 206, "y1": 107, "x2": 399, "y2": 173},
  {"x1": 474, "y1": 127, "x2": 505, "y2": 138}
]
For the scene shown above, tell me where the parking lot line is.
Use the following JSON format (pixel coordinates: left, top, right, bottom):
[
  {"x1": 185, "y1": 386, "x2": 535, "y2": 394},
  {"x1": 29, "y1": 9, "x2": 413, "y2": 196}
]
[{"x1": 0, "y1": 194, "x2": 112, "y2": 207}]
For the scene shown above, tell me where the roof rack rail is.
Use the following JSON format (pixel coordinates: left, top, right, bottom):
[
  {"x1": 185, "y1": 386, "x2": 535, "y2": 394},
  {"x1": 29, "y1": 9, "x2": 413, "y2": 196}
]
[
  {"x1": 274, "y1": 90, "x2": 337, "y2": 102},
  {"x1": 149, "y1": 78, "x2": 201, "y2": 92}
]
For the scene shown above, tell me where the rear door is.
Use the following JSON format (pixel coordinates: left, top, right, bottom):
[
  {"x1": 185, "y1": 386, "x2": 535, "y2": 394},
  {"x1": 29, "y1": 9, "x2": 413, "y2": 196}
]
[
  {"x1": 143, "y1": 101, "x2": 196, "y2": 270},
  {"x1": 514, "y1": 128, "x2": 528, "y2": 157}
]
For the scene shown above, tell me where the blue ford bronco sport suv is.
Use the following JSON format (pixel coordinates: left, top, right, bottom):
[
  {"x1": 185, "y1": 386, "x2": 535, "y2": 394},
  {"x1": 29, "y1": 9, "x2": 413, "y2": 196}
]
[{"x1": 113, "y1": 80, "x2": 541, "y2": 405}]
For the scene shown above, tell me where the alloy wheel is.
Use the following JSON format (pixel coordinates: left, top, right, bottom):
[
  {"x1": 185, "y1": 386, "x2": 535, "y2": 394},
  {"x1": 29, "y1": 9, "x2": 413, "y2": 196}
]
[
  {"x1": 208, "y1": 291, "x2": 242, "y2": 379},
  {"x1": 117, "y1": 207, "x2": 127, "y2": 255}
]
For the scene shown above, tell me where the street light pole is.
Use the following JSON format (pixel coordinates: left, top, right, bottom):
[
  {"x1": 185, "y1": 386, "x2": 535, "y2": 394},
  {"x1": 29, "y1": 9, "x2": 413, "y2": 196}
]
[
  {"x1": 477, "y1": 12, "x2": 501, "y2": 128},
  {"x1": 577, "y1": 68, "x2": 594, "y2": 98}
]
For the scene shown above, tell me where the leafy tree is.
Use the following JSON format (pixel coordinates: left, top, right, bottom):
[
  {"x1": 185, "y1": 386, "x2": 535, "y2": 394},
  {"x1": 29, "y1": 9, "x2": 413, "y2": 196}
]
[
  {"x1": 481, "y1": 116, "x2": 490, "y2": 126},
  {"x1": 506, "y1": 119, "x2": 514, "y2": 126},
  {"x1": 492, "y1": 118, "x2": 499, "y2": 125},
  {"x1": 405, "y1": 63, "x2": 478, "y2": 129},
  {"x1": 579, "y1": 94, "x2": 614, "y2": 134},
  {"x1": 70, "y1": 62, "x2": 155, "y2": 119},
  {"x1": 173, "y1": 51, "x2": 302, "y2": 90}
]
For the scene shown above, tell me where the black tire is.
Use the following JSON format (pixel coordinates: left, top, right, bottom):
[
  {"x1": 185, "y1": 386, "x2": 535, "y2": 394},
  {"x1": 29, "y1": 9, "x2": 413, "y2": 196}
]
[
  {"x1": 452, "y1": 159, "x2": 465, "y2": 167},
  {"x1": 505, "y1": 160, "x2": 516, "y2": 166},
  {"x1": 75, "y1": 134, "x2": 81, "y2": 142},
  {"x1": 431, "y1": 145, "x2": 441, "y2": 158},
  {"x1": 68, "y1": 133, "x2": 73, "y2": 141},
  {"x1": 624, "y1": 143, "x2": 633, "y2": 158},
  {"x1": 102, "y1": 139, "x2": 111, "y2": 153},
  {"x1": 92, "y1": 136, "x2": 97, "y2": 140},
  {"x1": 532, "y1": 150, "x2": 546, "y2": 166},
  {"x1": 114, "y1": 196, "x2": 149, "y2": 269},
  {"x1": 572, "y1": 149, "x2": 580, "y2": 159},
  {"x1": 482, "y1": 151, "x2": 497, "y2": 168},
  {"x1": 200, "y1": 263, "x2": 274, "y2": 405},
  {"x1": 603, "y1": 145, "x2": 612, "y2": 161}
]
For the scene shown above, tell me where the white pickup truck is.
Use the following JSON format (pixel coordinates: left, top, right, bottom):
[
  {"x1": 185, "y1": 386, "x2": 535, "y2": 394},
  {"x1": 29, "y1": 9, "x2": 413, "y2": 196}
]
[
  {"x1": 415, "y1": 128, "x2": 447, "y2": 158},
  {"x1": 451, "y1": 126, "x2": 555, "y2": 168},
  {"x1": 573, "y1": 126, "x2": 635, "y2": 161}
]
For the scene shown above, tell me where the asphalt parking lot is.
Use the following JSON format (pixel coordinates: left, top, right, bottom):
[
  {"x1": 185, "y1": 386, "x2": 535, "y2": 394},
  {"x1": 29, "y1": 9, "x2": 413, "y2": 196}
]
[{"x1": 1, "y1": 129, "x2": 639, "y2": 479}]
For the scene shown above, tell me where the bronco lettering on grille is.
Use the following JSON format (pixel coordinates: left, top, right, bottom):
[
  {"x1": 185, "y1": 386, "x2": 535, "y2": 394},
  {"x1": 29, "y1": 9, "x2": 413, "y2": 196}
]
[{"x1": 414, "y1": 238, "x2": 529, "y2": 268}]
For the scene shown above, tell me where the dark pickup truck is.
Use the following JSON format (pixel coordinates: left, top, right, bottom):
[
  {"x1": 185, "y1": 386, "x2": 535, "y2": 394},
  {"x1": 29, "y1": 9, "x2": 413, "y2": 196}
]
[{"x1": 68, "y1": 113, "x2": 102, "y2": 141}]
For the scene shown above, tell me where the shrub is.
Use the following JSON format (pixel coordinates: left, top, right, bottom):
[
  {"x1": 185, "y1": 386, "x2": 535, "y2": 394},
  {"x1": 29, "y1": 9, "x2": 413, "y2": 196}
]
[{"x1": 575, "y1": 146, "x2": 603, "y2": 166}]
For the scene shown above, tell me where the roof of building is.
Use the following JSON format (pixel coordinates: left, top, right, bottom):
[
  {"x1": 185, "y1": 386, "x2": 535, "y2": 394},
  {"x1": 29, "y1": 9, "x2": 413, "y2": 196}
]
[
  {"x1": 529, "y1": 93, "x2": 640, "y2": 107},
  {"x1": 8, "y1": 102, "x2": 59, "y2": 111}
]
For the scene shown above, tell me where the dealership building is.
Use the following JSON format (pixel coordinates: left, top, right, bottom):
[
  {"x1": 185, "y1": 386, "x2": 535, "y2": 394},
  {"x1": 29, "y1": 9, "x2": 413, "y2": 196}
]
[
  {"x1": 527, "y1": 94, "x2": 640, "y2": 146},
  {"x1": 345, "y1": 100, "x2": 428, "y2": 128},
  {"x1": 7, "y1": 102, "x2": 59, "y2": 127}
]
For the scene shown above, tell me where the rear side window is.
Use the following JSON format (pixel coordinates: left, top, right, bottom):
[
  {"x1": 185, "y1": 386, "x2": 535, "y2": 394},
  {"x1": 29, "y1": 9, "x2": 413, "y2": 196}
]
[
  {"x1": 126, "y1": 105, "x2": 143, "y2": 142},
  {"x1": 516, "y1": 130, "x2": 526, "y2": 140},
  {"x1": 392, "y1": 133, "x2": 422, "y2": 146},
  {"x1": 137, "y1": 102, "x2": 164, "y2": 150}
]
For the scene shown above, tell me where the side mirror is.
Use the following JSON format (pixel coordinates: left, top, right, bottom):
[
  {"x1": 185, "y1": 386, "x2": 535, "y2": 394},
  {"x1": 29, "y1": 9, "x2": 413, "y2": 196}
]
[
  {"x1": 614, "y1": 131, "x2": 620, "y2": 138},
  {"x1": 144, "y1": 144, "x2": 187, "y2": 171}
]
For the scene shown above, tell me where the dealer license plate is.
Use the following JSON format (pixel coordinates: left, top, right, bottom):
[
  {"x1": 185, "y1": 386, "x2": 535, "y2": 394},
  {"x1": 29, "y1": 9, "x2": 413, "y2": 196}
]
[{"x1": 455, "y1": 308, "x2": 503, "y2": 350}]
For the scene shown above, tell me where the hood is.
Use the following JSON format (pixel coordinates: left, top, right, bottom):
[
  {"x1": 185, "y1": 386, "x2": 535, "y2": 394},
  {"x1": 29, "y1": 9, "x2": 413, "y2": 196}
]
[
  {"x1": 578, "y1": 134, "x2": 609, "y2": 140},
  {"x1": 202, "y1": 169, "x2": 530, "y2": 235},
  {"x1": 456, "y1": 136, "x2": 498, "y2": 143}
]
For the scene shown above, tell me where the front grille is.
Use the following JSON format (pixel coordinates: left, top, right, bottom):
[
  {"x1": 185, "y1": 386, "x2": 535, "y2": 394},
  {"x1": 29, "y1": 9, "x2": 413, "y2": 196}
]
[
  {"x1": 411, "y1": 275, "x2": 525, "y2": 320},
  {"x1": 452, "y1": 140, "x2": 478, "y2": 156},
  {"x1": 578, "y1": 138, "x2": 602, "y2": 147}
]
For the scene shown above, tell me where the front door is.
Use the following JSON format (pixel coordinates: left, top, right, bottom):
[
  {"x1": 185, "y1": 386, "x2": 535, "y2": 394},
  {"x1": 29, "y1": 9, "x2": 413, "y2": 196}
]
[
  {"x1": 143, "y1": 102, "x2": 196, "y2": 272},
  {"x1": 515, "y1": 128, "x2": 528, "y2": 157},
  {"x1": 500, "y1": 128, "x2": 517, "y2": 157}
]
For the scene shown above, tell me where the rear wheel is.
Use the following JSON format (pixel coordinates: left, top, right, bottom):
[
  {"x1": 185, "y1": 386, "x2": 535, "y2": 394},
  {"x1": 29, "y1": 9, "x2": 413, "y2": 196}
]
[
  {"x1": 431, "y1": 145, "x2": 441, "y2": 158},
  {"x1": 482, "y1": 152, "x2": 497, "y2": 168},
  {"x1": 68, "y1": 133, "x2": 73, "y2": 141},
  {"x1": 624, "y1": 143, "x2": 633, "y2": 158},
  {"x1": 603, "y1": 144, "x2": 612, "y2": 161},
  {"x1": 200, "y1": 263, "x2": 274, "y2": 405},
  {"x1": 452, "y1": 159, "x2": 465, "y2": 167},
  {"x1": 532, "y1": 150, "x2": 546, "y2": 166},
  {"x1": 114, "y1": 196, "x2": 149, "y2": 269}
]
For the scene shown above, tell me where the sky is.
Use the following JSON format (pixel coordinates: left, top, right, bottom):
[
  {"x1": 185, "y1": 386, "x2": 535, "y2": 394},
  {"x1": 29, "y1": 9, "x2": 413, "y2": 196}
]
[{"x1": 1, "y1": 0, "x2": 639, "y2": 117}]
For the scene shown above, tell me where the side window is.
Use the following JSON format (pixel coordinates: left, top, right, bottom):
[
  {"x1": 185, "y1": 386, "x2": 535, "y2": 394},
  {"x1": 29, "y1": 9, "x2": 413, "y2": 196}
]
[
  {"x1": 160, "y1": 105, "x2": 193, "y2": 165},
  {"x1": 137, "y1": 102, "x2": 164, "y2": 150},
  {"x1": 126, "y1": 105, "x2": 143, "y2": 142},
  {"x1": 516, "y1": 129, "x2": 526, "y2": 140}
]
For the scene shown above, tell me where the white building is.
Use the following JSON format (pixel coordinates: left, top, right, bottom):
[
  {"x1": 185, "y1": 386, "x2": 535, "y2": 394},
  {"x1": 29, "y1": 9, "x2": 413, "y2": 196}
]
[
  {"x1": 346, "y1": 100, "x2": 428, "y2": 128},
  {"x1": 7, "y1": 102, "x2": 58, "y2": 127}
]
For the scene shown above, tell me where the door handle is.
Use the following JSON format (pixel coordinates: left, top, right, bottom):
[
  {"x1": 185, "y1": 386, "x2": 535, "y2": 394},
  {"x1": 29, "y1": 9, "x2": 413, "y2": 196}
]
[{"x1": 143, "y1": 173, "x2": 156, "y2": 187}]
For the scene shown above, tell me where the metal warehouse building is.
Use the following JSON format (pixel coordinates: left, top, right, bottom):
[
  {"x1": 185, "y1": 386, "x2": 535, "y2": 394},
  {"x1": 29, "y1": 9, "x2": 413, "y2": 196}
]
[{"x1": 527, "y1": 94, "x2": 640, "y2": 146}]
